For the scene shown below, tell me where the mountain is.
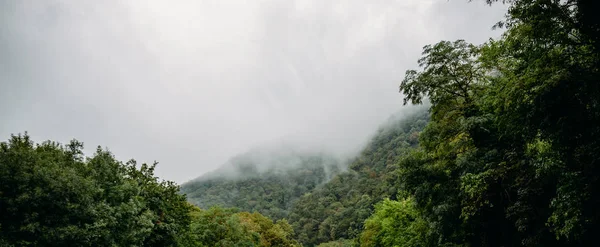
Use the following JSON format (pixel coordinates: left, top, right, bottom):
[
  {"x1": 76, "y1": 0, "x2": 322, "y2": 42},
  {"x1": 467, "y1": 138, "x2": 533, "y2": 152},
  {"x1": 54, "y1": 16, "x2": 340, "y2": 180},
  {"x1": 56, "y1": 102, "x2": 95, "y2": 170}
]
[
  {"x1": 288, "y1": 109, "x2": 429, "y2": 246},
  {"x1": 180, "y1": 145, "x2": 346, "y2": 220},
  {"x1": 180, "y1": 108, "x2": 429, "y2": 246}
]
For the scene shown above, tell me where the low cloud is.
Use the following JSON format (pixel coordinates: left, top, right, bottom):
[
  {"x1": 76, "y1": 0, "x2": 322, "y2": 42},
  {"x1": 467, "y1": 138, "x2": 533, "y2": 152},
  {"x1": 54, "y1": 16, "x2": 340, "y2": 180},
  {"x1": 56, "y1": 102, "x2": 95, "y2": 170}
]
[{"x1": 0, "y1": 0, "x2": 506, "y2": 182}]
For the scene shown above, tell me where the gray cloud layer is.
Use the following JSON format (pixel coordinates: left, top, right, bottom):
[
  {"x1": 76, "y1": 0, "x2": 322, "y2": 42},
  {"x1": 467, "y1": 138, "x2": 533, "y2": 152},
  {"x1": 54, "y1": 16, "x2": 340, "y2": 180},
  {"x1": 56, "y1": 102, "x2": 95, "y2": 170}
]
[{"x1": 0, "y1": 0, "x2": 506, "y2": 182}]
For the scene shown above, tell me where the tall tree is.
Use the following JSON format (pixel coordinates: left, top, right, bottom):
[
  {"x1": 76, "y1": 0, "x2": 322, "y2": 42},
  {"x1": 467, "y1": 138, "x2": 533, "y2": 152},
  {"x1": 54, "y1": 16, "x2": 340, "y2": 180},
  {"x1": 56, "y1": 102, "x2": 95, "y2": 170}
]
[{"x1": 395, "y1": 0, "x2": 600, "y2": 246}]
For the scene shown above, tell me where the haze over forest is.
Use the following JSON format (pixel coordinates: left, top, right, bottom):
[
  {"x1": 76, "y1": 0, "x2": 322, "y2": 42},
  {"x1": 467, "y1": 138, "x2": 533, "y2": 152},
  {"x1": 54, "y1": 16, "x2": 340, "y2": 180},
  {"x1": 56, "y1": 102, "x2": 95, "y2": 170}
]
[{"x1": 0, "y1": 0, "x2": 505, "y2": 182}]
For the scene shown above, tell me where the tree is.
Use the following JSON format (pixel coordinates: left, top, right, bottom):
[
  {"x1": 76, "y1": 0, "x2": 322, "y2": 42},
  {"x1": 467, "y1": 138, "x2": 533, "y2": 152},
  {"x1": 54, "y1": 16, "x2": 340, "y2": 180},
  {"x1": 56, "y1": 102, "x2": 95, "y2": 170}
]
[
  {"x1": 482, "y1": 0, "x2": 600, "y2": 244},
  {"x1": 185, "y1": 206, "x2": 300, "y2": 247},
  {"x1": 395, "y1": 0, "x2": 600, "y2": 245},
  {"x1": 0, "y1": 134, "x2": 191, "y2": 246},
  {"x1": 400, "y1": 40, "x2": 484, "y2": 109},
  {"x1": 360, "y1": 198, "x2": 428, "y2": 247}
]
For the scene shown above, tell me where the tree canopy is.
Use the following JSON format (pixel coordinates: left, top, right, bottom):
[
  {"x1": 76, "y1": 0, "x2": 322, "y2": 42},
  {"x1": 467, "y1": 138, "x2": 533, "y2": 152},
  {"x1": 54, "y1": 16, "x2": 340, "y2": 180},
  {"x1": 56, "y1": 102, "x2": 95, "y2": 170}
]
[
  {"x1": 0, "y1": 134, "x2": 192, "y2": 247},
  {"x1": 386, "y1": 0, "x2": 600, "y2": 246}
]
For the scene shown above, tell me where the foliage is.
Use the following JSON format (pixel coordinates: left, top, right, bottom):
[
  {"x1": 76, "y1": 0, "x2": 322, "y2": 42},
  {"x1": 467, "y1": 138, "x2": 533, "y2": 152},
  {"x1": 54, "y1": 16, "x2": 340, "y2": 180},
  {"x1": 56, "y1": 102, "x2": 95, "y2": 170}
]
[
  {"x1": 316, "y1": 239, "x2": 356, "y2": 247},
  {"x1": 0, "y1": 134, "x2": 192, "y2": 247},
  {"x1": 360, "y1": 198, "x2": 428, "y2": 247},
  {"x1": 183, "y1": 206, "x2": 300, "y2": 247},
  {"x1": 388, "y1": 0, "x2": 600, "y2": 246}
]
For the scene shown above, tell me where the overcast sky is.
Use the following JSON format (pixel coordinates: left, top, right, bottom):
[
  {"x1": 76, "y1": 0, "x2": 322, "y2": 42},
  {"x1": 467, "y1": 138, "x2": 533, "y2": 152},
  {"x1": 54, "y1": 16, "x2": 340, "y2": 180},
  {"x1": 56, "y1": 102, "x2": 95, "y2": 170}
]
[{"x1": 0, "y1": 0, "x2": 506, "y2": 182}]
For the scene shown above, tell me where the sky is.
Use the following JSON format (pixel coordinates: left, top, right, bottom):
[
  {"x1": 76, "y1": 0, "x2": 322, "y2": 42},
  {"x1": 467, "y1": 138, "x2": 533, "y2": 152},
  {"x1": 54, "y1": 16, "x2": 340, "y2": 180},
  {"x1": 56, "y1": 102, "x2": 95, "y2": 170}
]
[{"x1": 0, "y1": 0, "x2": 507, "y2": 183}]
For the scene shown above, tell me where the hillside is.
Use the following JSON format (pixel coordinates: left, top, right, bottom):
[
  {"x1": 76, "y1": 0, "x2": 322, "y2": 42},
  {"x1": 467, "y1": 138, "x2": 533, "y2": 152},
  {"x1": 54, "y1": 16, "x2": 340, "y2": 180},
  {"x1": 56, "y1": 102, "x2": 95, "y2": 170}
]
[
  {"x1": 180, "y1": 108, "x2": 429, "y2": 246},
  {"x1": 180, "y1": 147, "x2": 345, "y2": 220},
  {"x1": 288, "y1": 110, "x2": 429, "y2": 246}
]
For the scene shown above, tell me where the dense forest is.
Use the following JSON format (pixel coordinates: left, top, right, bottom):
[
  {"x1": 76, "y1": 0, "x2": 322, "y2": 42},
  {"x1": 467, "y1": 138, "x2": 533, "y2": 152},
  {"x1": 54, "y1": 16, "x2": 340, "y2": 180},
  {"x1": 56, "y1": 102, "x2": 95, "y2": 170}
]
[
  {"x1": 2, "y1": 0, "x2": 599, "y2": 246},
  {"x1": 181, "y1": 149, "x2": 345, "y2": 220},
  {"x1": 288, "y1": 111, "x2": 428, "y2": 246}
]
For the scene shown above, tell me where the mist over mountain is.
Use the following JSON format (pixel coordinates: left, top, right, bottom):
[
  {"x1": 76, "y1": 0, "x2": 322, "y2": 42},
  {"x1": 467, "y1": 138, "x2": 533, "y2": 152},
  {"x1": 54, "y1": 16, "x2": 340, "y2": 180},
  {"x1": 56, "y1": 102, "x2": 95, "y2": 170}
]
[
  {"x1": 181, "y1": 107, "x2": 428, "y2": 226},
  {"x1": 191, "y1": 141, "x2": 346, "y2": 182},
  {"x1": 181, "y1": 147, "x2": 345, "y2": 220},
  {"x1": 189, "y1": 104, "x2": 427, "y2": 182}
]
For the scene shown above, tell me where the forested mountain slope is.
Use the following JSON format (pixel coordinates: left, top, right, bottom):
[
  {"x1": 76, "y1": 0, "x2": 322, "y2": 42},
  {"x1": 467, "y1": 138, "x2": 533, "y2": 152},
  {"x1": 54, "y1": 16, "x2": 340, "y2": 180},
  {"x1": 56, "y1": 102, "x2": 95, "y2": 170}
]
[
  {"x1": 180, "y1": 147, "x2": 345, "y2": 220},
  {"x1": 180, "y1": 108, "x2": 429, "y2": 246},
  {"x1": 287, "y1": 110, "x2": 429, "y2": 246}
]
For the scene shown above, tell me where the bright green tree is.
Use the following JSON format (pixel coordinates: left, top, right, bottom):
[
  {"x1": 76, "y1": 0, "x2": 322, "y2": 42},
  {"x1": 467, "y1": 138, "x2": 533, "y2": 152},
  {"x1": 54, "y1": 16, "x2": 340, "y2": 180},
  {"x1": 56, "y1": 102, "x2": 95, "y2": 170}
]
[{"x1": 360, "y1": 198, "x2": 428, "y2": 247}]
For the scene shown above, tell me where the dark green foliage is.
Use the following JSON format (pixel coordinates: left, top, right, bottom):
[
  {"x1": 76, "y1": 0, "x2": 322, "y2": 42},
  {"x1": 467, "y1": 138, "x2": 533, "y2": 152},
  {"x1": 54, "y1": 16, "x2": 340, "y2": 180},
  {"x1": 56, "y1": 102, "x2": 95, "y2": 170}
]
[
  {"x1": 483, "y1": 1, "x2": 600, "y2": 244},
  {"x1": 0, "y1": 134, "x2": 192, "y2": 247},
  {"x1": 287, "y1": 110, "x2": 429, "y2": 246},
  {"x1": 385, "y1": 0, "x2": 600, "y2": 246},
  {"x1": 181, "y1": 152, "x2": 343, "y2": 220}
]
